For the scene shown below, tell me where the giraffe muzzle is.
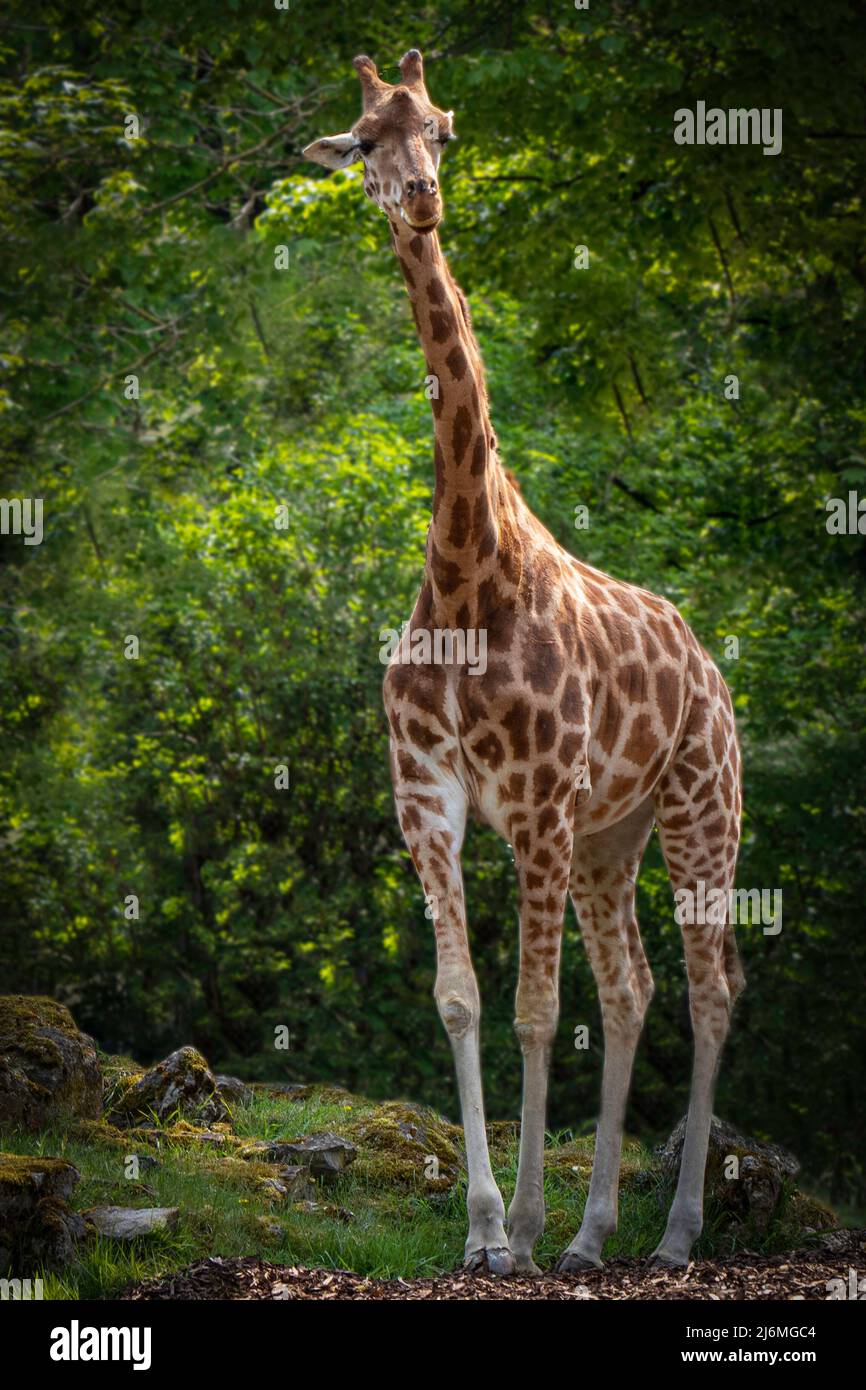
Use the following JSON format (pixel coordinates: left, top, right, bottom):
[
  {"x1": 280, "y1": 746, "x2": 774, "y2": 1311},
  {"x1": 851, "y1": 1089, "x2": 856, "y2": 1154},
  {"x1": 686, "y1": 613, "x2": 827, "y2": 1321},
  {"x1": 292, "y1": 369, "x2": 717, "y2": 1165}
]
[{"x1": 402, "y1": 180, "x2": 441, "y2": 231}]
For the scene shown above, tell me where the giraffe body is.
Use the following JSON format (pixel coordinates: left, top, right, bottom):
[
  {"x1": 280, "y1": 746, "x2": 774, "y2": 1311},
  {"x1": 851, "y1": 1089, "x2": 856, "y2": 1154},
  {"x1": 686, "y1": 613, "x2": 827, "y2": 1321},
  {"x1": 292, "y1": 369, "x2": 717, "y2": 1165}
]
[{"x1": 306, "y1": 49, "x2": 744, "y2": 1276}]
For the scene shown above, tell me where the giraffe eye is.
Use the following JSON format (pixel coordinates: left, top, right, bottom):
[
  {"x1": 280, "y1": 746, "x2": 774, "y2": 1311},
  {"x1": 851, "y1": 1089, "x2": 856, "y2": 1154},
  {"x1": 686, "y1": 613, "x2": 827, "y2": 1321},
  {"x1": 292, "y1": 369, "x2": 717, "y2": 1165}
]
[
  {"x1": 357, "y1": 139, "x2": 376, "y2": 156},
  {"x1": 438, "y1": 131, "x2": 454, "y2": 145}
]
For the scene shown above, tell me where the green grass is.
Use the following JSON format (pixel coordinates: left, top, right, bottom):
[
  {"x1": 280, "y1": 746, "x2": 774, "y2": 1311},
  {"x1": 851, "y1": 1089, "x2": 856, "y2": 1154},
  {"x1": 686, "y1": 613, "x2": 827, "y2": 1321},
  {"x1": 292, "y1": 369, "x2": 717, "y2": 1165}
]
[{"x1": 1, "y1": 1089, "x2": 839, "y2": 1299}]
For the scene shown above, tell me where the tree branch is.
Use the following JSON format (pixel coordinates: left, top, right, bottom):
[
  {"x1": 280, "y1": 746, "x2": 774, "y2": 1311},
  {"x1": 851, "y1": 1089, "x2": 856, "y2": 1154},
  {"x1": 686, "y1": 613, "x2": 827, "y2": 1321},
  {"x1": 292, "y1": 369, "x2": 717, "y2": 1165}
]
[
  {"x1": 609, "y1": 472, "x2": 661, "y2": 513},
  {"x1": 611, "y1": 384, "x2": 633, "y2": 441},
  {"x1": 708, "y1": 215, "x2": 735, "y2": 301}
]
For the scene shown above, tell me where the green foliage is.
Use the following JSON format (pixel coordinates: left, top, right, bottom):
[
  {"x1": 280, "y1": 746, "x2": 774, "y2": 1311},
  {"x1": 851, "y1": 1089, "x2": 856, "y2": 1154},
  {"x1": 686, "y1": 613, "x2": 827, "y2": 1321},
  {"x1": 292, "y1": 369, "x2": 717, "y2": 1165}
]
[{"x1": 0, "y1": 1, "x2": 864, "y2": 1203}]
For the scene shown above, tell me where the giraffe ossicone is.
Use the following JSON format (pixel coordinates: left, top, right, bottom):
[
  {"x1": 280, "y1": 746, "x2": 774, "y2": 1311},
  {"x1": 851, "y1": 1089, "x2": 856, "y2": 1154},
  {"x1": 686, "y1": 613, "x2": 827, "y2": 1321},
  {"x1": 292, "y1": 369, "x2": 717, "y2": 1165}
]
[{"x1": 304, "y1": 49, "x2": 744, "y2": 1278}]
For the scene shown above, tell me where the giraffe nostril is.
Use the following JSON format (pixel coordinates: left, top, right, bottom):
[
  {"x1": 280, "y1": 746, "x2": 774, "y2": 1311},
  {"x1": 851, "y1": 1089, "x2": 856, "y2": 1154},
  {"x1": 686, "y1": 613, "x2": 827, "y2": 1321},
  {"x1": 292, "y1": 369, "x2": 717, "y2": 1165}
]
[{"x1": 406, "y1": 178, "x2": 438, "y2": 201}]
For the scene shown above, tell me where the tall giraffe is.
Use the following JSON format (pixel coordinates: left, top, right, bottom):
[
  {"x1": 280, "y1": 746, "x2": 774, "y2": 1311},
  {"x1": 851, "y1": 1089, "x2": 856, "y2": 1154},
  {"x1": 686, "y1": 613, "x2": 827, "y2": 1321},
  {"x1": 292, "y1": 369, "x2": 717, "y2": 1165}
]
[{"x1": 304, "y1": 49, "x2": 744, "y2": 1276}]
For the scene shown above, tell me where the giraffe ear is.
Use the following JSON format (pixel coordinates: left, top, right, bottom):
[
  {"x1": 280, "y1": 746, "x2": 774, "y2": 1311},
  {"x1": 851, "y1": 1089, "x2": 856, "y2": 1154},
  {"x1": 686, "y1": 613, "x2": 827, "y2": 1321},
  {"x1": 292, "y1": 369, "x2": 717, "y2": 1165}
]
[{"x1": 302, "y1": 134, "x2": 358, "y2": 170}]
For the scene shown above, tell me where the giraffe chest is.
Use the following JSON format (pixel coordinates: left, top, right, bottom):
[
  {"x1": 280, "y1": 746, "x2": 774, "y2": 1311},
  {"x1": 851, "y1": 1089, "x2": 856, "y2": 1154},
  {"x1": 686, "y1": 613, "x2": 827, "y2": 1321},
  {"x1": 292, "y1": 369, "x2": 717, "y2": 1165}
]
[
  {"x1": 384, "y1": 571, "x2": 697, "y2": 844},
  {"x1": 389, "y1": 653, "x2": 689, "y2": 844},
  {"x1": 456, "y1": 672, "x2": 633, "y2": 837}
]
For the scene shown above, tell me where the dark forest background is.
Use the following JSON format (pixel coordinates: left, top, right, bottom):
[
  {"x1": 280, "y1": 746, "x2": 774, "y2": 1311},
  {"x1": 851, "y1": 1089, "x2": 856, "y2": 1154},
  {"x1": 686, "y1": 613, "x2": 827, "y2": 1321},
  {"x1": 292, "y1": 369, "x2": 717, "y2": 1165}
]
[{"x1": 1, "y1": 1, "x2": 864, "y2": 1206}]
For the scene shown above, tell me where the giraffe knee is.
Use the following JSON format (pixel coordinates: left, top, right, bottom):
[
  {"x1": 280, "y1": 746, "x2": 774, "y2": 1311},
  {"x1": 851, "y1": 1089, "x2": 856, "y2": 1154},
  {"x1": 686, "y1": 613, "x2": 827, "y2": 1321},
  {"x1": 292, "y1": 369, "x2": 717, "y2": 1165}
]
[
  {"x1": 514, "y1": 987, "x2": 559, "y2": 1050},
  {"x1": 436, "y1": 991, "x2": 477, "y2": 1039},
  {"x1": 601, "y1": 977, "x2": 650, "y2": 1038},
  {"x1": 688, "y1": 971, "x2": 733, "y2": 1044},
  {"x1": 514, "y1": 1013, "x2": 558, "y2": 1050}
]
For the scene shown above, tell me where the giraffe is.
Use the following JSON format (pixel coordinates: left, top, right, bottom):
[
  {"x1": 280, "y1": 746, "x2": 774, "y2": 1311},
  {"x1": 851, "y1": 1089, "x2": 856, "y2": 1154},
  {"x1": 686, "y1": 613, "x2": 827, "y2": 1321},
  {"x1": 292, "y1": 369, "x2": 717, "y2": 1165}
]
[{"x1": 304, "y1": 49, "x2": 744, "y2": 1276}]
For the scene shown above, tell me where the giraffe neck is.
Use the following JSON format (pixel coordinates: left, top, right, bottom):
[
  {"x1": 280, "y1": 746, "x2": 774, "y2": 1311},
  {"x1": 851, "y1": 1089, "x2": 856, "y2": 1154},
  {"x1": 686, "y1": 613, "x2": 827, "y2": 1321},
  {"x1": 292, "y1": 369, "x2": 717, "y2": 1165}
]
[{"x1": 389, "y1": 218, "x2": 509, "y2": 626}]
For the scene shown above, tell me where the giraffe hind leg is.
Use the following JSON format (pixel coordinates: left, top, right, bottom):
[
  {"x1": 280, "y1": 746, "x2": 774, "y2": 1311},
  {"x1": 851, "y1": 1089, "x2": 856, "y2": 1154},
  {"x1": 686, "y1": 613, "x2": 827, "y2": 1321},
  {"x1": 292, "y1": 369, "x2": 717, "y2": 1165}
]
[
  {"x1": 556, "y1": 800, "x2": 656, "y2": 1272},
  {"x1": 506, "y1": 803, "x2": 574, "y2": 1275},
  {"x1": 650, "y1": 700, "x2": 743, "y2": 1268}
]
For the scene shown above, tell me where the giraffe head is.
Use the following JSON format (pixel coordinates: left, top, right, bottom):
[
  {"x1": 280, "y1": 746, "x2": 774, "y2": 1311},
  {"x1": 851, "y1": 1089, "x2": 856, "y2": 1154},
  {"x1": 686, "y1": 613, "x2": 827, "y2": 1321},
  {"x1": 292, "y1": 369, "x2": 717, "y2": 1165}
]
[{"x1": 303, "y1": 49, "x2": 454, "y2": 232}]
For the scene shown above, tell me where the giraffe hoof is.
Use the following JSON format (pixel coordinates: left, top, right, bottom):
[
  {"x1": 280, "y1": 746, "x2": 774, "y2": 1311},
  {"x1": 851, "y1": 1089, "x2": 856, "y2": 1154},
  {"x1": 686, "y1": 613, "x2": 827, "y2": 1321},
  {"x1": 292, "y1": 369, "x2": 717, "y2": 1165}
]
[
  {"x1": 647, "y1": 1249, "x2": 690, "y2": 1271},
  {"x1": 555, "y1": 1250, "x2": 603, "y2": 1274},
  {"x1": 464, "y1": 1245, "x2": 515, "y2": 1277},
  {"x1": 512, "y1": 1254, "x2": 543, "y2": 1277}
]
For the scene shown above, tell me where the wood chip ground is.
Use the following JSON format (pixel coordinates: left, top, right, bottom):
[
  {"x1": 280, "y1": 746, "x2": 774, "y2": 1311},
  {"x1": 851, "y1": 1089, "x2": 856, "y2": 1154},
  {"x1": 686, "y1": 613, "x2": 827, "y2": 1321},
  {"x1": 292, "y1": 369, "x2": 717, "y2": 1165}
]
[{"x1": 119, "y1": 1232, "x2": 865, "y2": 1301}]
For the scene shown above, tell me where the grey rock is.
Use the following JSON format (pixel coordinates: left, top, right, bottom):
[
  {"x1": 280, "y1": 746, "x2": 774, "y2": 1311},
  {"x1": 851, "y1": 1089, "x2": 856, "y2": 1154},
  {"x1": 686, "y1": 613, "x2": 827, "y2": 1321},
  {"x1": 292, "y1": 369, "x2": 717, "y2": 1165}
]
[
  {"x1": 129, "y1": 1153, "x2": 160, "y2": 1173},
  {"x1": 269, "y1": 1132, "x2": 356, "y2": 1178},
  {"x1": 86, "y1": 1206, "x2": 180, "y2": 1239},
  {"x1": 250, "y1": 1082, "x2": 311, "y2": 1101},
  {"x1": 241, "y1": 1132, "x2": 356, "y2": 1180},
  {"x1": 274, "y1": 1165, "x2": 318, "y2": 1199},
  {"x1": 805, "y1": 1228, "x2": 865, "y2": 1257},
  {"x1": 215, "y1": 1074, "x2": 254, "y2": 1108}
]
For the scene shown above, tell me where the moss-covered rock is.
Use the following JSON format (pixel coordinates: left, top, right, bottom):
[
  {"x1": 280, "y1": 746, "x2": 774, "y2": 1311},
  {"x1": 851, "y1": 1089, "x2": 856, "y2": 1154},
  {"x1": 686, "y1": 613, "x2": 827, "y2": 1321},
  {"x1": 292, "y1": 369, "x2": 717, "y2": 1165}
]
[
  {"x1": 786, "y1": 1190, "x2": 838, "y2": 1233},
  {"x1": 346, "y1": 1101, "x2": 463, "y2": 1191},
  {"x1": 65, "y1": 1118, "x2": 131, "y2": 1150},
  {"x1": 124, "y1": 1119, "x2": 240, "y2": 1151},
  {"x1": 0, "y1": 1153, "x2": 84, "y2": 1273},
  {"x1": 486, "y1": 1120, "x2": 521, "y2": 1165},
  {"x1": 250, "y1": 1082, "x2": 312, "y2": 1102},
  {"x1": 0, "y1": 1153, "x2": 79, "y2": 1199},
  {"x1": 108, "y1": 1046, "x2": 230, "y2": 1129},
  {"x1": 98, "y1": 1052, "x2": 145, "y2": 1114},
  {"x1": 542, "y1": 1133, "x2": 644, "y2": 1187},
  {"x1": 254, "y1": 1215, "x2": 285, "y2": 1243},
  {"x1": 657, "y1": 1115, "x2": 801, "y2": 1231},
  {"x1": 541, "y1": 1134, "x2": 595, "y2": 1182},
  {"x1": 291, "y1": 1200, "x2": 355, "y2": 1222},
  {"x1": 208, "y1": 1155, "x2": 278, "y2": 1187},
  {"x1": 307, "y1": 1083, "x2": 363, "y2": 1108},
  {"x1": 25, "y1": 1196, "x2": 86, "y2": 1270},
  {"x1": 0, "y1": 995, "x2": 102, "y2": 1129}
]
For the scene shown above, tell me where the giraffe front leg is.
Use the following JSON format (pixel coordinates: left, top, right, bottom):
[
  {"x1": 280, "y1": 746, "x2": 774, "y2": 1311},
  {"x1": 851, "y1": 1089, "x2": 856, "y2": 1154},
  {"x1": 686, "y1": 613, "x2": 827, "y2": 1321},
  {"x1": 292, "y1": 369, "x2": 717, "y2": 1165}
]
[
  {"x1": 393, "y1": 769, "x2": 512, "y2": 1275},
  {"x1": 506, "y1": 805, "x2": 573, "y2": 1275}
]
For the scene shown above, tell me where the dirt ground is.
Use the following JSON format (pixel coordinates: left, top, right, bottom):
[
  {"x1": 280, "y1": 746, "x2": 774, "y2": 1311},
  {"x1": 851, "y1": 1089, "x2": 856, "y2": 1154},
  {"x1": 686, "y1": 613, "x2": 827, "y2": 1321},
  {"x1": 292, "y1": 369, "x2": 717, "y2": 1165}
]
[{"x1": 120, "y1": 1230, "x2": 865, "y2": 1301}]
